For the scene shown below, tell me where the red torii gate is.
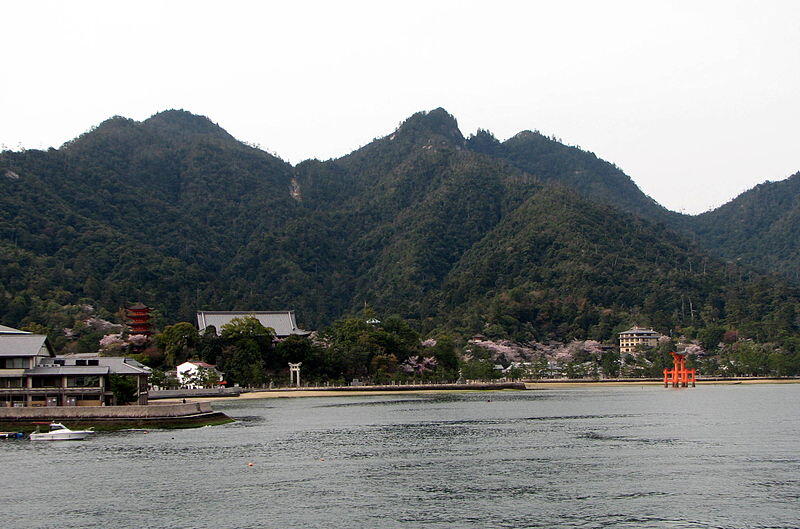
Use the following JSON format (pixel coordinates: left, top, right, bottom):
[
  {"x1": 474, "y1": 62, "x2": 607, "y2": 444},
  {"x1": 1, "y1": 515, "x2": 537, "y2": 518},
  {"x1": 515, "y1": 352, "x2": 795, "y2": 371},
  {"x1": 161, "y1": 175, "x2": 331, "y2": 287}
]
[{"x1": 664, "y1": 351, "x2": 696, "y2": 388}]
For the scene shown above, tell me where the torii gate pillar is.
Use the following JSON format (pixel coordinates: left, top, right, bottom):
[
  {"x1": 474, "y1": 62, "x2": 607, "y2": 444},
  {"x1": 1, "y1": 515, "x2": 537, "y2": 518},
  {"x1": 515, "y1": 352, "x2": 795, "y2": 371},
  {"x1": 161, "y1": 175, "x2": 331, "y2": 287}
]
[{"x1": 289, "y1": 362, "x2": 302, "y2": 387}]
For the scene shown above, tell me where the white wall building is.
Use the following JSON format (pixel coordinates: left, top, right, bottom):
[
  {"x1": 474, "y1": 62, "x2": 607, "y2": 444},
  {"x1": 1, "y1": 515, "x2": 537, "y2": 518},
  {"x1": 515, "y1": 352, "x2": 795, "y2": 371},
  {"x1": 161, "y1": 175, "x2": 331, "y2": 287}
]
[{"x1": 176, "y1": 361, "x2": 223, "y2": 389}]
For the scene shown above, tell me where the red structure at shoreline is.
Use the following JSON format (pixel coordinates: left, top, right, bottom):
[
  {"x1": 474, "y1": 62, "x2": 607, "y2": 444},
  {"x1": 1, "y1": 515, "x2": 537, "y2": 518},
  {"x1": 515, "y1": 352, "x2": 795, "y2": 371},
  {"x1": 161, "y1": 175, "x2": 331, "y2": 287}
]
[
  {"x1": 126, "y1": 302, "x2": 152, "y2": 336},
  {"x1": 664, "y1": 351, "x2": 696, "y2": 388}
]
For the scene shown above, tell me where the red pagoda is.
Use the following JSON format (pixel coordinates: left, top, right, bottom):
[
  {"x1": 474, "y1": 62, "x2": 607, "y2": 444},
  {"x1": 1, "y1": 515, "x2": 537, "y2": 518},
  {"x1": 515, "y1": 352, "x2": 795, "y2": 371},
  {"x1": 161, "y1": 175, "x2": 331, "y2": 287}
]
[{"x1": 126, "y1": 302, "x2": 152, "y2": 336}]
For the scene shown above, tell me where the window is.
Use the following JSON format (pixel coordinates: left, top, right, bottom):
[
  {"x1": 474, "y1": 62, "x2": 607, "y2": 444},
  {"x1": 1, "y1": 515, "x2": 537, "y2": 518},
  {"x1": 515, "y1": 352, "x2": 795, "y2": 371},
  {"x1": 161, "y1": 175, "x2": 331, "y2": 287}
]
[
  {"x1": 67, "y1": 376, "x2": 100, "y2": 387},
  {"x1": 0, "y1": 378, "x2": 24, "y2": 388},
  {"x1": 32, "y1": 376, "x2": 61, "y2": 388},
  {"x1": 0, "y1": 358, "x2": 27, "y2": 369}
]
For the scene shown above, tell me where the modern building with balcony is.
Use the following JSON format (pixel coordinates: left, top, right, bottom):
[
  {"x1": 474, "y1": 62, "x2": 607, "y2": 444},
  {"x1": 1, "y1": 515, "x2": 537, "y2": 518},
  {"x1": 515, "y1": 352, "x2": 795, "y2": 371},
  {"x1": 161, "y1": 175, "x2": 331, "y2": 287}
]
[
  {"x1": 618, "y1": 326, "x2": 662, "y2": 354},
  {"x1": 0, "y1": 325, "x2": 150, "y2": 407}
]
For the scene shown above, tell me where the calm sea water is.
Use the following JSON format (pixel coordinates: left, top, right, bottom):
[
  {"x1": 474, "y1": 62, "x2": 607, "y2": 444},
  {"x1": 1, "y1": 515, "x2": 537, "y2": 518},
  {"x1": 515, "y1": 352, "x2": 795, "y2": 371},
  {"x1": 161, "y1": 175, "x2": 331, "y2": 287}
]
[{"x1": 1, "y1": 384, "x2": 798, "y2": 529}]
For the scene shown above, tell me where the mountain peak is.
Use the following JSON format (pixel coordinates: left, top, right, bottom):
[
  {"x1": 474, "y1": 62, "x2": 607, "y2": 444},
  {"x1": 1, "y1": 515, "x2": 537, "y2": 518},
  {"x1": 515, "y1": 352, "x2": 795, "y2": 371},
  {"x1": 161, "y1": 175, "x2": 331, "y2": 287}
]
[
  {"x1": 466, "y1": 128, "x2": 501, "y2": 155},
  {"x1": 143, "y1": 109, "x2": 235, "y2": 141},
  {"x1": 506, "y1": 130, "x2": 545, "y2": 143},
  {"x1": 395, "y1": 107, "x2": 464, "y2": 145}
]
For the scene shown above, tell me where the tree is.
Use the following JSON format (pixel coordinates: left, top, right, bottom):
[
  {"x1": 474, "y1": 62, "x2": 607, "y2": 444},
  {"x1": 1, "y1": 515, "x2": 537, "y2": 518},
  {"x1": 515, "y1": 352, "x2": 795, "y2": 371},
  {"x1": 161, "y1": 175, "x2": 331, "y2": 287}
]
[
  {"x1": 319, "y1": 317, "x2": 379, "y2": 379},
  {"x1": 198, "y1": 326, "x2": 223, "y2": 365},
  {"x1": 181, "y1": 366, "x2": 221, "y2": 388},
  {"x1": 220, "y1": 317, "x2": 275, "y2": 342},
  {"x1": 148, "y1": 368, "x2": 177, "y2": 389},
  {"x1": 460, "y1": 359, "x2": 499, "y2": 380},
  {"x1": 217, "y1": 318, "x2": 275, "y2": 386},
  {"x1": 600, "y1": 350, "x2": 620, "y2": 378},
  {"x1": 274, "y1": 335, "x2": 314, "y2": 366},
  {"x1": 156, "y1": 322, "x2": 199, "y2": 367},
  {"x1": 698, "y1": 325, "x2": 725, "y2": 352},
  {"x1": 427, "y1": 335, "x2": 459, "y2": 375},
  {"x1": 109, "y1": 374, "x2": 138, "y2": 404},
  {"x1": 218, "y1": 342, "x2": 265, "y2": 387},
  {"x1": 370, "y1": 354, "x2": 399, "y2": 383}
]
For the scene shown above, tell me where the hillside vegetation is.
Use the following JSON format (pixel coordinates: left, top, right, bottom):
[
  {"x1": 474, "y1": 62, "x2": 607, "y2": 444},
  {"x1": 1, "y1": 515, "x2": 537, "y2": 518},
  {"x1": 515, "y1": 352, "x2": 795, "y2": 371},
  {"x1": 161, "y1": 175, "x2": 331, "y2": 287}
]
[{"x1": 1, "y1": 108, "x2": 798, "y2": 354}]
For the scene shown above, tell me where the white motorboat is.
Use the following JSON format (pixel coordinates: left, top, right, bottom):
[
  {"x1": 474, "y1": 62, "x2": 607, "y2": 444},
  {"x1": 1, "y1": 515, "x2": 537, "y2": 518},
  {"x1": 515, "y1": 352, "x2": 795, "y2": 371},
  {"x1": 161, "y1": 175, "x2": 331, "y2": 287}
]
[{"x1": 29, "y1": 423, "x2": 94, "y2": 441}]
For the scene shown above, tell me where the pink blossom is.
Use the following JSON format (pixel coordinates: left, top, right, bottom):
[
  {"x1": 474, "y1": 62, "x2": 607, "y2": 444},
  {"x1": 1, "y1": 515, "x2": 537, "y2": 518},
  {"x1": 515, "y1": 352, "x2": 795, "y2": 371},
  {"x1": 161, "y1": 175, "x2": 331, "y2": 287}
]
[
  {"x1": 127, "y1": 334, "x2": 149, "y2": 346},
  {"x1": 401, "y1": 355, "x2": 438, "y2": 374},
  {"x1": 684, "y1": 344, "x2": 704, "y2": 355},
  {"x1": 99, "y1": 334, "x2": 124, "y2": 349},
  {"x1": 85, "y1": 317, "x2": 123, "y2": 332}
]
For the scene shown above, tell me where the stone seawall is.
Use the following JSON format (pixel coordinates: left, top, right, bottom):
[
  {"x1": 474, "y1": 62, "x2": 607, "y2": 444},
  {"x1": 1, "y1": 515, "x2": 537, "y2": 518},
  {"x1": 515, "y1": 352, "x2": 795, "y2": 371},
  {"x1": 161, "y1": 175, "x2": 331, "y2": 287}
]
[
  {"x1": 150, "y1": 388, "x2": 243, "y2": 400},
  {"x1": 0, "y1": 402, "x2": 213, "y2": 420}
]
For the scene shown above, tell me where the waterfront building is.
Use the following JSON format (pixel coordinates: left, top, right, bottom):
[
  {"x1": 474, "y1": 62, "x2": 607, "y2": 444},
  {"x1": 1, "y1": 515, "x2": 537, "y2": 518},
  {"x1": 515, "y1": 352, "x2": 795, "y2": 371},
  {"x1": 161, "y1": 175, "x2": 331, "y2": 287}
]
[
  {"x1": 0, "y1": 325, "x2": 150, "y2": 407},
  {"x1": 618, "y1": 326, "x2": 662, "y2": 353},
  {"x1": 196, "y1": 310, "x2": 311, "y2": 338},
  {"x1": 176, "y1": 360, "x2": 224, "y2": 389}
]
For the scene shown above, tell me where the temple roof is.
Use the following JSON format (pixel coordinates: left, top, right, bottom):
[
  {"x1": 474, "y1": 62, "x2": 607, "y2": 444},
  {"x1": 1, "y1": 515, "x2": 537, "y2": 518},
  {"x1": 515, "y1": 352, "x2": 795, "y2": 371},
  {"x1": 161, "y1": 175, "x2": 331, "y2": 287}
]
[{"x1": 196, "y1": 311, "x2": 311, "y2": 337}]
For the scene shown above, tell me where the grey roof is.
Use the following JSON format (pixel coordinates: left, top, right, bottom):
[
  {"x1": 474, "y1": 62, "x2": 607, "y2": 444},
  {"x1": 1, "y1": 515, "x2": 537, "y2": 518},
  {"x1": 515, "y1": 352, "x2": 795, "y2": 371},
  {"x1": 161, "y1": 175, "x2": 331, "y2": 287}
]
[
  {"x1": 618, "y1": 327, "x2": 660, "y2": 335},
  {"x1": 54, "y1": 355, "x2": 151, "y2": 375},
  {"x1": 0, "y1": 324, "x2": 30, "y2": 334},
  {"x1": 0, "y1": 334, "x2": 53, "y2": 357},
  {"x1": 196, "y1": 311, "x2": 311, "y2": 337},
  {"x1": 100, "y1": 356, "x2": 151, "y2": 375},
  {"x1": 26, "y1": 365, "x2": 110, "y2": 375}
]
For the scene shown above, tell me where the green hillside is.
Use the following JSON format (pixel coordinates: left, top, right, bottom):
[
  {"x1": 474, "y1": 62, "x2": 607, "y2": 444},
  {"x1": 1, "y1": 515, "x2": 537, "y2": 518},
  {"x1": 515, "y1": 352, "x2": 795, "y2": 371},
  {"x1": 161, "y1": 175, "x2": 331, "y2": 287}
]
[
  {"x1": 1, "y1": 108, "x2": 798, "y2": 350},
  {"x1": 682, "y1": 173, "x2": 800, "y2": 281}
]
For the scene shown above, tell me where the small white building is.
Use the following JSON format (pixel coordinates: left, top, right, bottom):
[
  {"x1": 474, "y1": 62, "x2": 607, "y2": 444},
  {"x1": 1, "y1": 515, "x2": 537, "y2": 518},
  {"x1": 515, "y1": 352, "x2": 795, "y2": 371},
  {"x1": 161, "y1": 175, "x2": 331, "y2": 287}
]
[{"x1": 176, "y1": 361, "x2": 223, "y2": 389}]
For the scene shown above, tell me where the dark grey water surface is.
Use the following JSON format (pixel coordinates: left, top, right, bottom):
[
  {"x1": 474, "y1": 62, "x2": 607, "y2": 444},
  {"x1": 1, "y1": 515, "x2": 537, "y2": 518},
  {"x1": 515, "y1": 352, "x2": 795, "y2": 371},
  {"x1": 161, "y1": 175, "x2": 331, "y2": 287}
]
[{"x1": 2, "y1": 384, "x2": 799, "y2": 529}]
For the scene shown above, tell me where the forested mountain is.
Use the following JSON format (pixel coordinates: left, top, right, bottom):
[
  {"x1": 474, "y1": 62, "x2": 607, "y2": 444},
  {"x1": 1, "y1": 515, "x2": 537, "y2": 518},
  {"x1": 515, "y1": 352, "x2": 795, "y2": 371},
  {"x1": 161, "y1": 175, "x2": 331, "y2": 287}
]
[
  {"x1": 463, "y1": 121, "x2": 800, "y2": 282},
  {"x1": 678, "y1": 173, "x2": 800, "y2": 281},
  {"x1": 1, "y1": 108, "x2": 798, "y2": 350},
  {"x1": 466, "y1": 127, "x2": 671, "y2": 222}
]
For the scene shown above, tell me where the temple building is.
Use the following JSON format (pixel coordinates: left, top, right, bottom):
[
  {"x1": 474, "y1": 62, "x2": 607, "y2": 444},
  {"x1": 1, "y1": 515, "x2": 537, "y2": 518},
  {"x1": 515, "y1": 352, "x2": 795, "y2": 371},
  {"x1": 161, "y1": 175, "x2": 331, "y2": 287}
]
[
  {"x1": 0, "y1": 325, "x2": 150, "y2": 407},
  {"x1": 196, "y1": 310, "x2": 311, "y2": 338},
  {"x1": 618, "y1": 326, "x2": 662, "y2": 353}
]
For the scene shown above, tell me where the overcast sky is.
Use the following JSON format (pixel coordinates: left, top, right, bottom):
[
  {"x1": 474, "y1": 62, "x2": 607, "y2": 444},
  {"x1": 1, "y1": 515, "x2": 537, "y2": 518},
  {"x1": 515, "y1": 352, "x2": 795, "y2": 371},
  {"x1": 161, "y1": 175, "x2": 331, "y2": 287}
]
[{"x1": 3, "y1": 1, "x2": 798, "y2": 214}]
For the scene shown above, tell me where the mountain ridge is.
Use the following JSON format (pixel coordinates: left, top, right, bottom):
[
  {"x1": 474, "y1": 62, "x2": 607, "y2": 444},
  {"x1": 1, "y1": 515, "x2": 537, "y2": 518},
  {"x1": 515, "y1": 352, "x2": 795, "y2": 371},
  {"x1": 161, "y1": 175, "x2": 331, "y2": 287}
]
[{"x1": 1, "y1": 108, "x2": 798, "y2": 351}]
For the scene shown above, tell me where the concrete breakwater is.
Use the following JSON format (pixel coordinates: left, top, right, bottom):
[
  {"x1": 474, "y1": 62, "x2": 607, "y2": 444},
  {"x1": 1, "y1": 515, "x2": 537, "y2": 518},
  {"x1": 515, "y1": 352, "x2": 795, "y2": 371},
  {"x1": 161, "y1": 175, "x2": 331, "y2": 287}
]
[
  {"x1": 0, "y1": 402, "x2": 232, "y2": 431},
  {"x1": 149, "y1": 387, "x2": 243, "y2": 400}
]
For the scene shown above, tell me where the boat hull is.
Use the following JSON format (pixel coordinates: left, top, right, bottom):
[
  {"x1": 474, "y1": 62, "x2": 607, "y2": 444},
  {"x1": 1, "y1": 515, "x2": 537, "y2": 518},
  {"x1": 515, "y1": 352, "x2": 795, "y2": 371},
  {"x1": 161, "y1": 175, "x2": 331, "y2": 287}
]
[{"x1": 29, "y1": 431, "x2": 92, "y2": 441}]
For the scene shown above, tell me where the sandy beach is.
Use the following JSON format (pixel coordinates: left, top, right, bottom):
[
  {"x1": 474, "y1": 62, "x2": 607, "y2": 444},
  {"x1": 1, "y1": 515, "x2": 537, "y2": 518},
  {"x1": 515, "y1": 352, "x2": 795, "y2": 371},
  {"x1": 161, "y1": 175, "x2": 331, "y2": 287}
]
[{"x1": 160, "y1": 388, "x2": 500, "y2": 402}]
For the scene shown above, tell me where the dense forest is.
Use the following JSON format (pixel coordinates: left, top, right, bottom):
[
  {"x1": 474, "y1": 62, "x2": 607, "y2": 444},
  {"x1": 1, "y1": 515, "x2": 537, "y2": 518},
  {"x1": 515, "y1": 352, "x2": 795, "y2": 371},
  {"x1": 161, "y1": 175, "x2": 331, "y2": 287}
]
[{"x1": 1, "y1": 108, "x2": 799, "y2": 374}]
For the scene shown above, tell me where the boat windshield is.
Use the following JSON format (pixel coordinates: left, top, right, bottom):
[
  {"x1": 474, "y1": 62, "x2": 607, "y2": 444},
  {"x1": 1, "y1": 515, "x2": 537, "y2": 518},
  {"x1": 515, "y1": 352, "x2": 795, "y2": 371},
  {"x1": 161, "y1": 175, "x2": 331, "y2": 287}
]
[{"x1": 50, "y1": 424, "x2": 66, "y2": 431}]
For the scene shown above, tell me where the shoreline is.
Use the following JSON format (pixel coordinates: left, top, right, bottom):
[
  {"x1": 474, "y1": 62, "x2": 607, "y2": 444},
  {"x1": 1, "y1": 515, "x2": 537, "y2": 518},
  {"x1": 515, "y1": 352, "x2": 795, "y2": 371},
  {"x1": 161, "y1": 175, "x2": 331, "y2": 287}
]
[
  {"x1": 525, "y1": 378, "x2": 800, "y2": 389},
  {"x1": 157, "y1": 377, "x2": 800, "y2": 402}
]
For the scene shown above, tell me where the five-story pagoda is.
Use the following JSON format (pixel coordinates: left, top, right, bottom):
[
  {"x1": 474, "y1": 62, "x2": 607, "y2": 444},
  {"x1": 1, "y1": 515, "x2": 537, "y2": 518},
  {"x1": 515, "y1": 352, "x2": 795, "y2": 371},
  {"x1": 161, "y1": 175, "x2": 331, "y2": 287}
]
[{"x1": 126, "y1": 302, "x2": 152, "y2": 336}]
